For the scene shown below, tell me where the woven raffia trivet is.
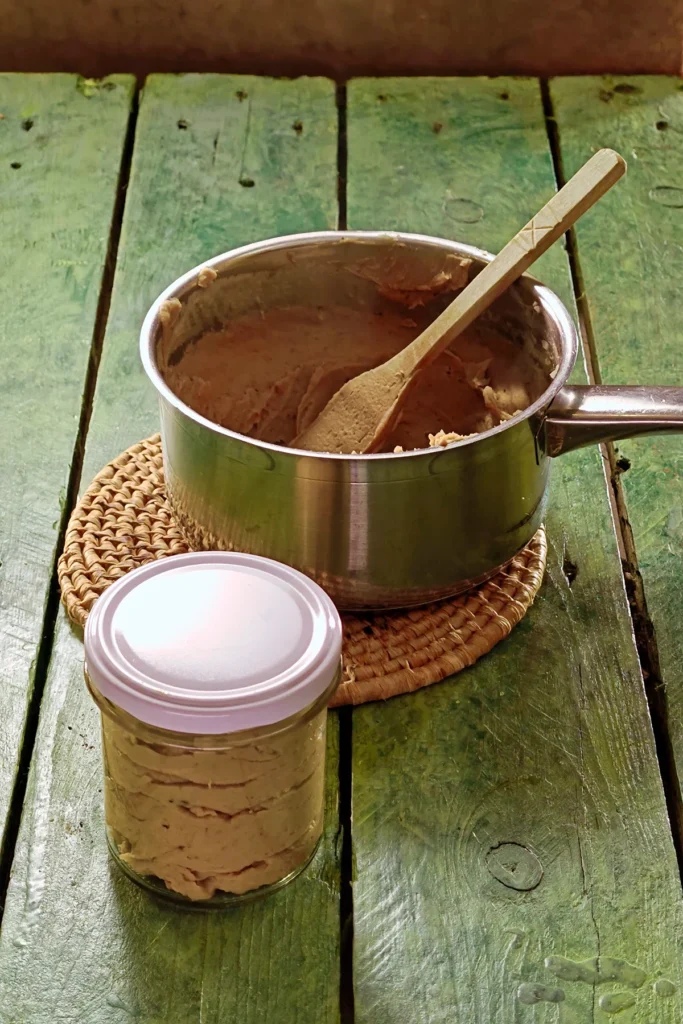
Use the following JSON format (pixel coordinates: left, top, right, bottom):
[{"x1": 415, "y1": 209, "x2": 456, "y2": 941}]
[{"x1": 58, "y1": 436, "x2": 546, "y2": 707}]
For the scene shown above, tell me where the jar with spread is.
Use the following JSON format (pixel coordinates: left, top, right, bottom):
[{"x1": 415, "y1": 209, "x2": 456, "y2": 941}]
[{"x1": 84, "y1": 551, "x2": 342, "y2": 906}]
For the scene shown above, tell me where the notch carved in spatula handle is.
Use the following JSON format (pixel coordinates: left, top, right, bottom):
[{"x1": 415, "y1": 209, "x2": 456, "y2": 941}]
[
  {"x1": 396, "y1": 148, "x2": 626, "y2": 378},
  {"x1": 514, "y1": 148, "x2": 625, "y2": 254}
]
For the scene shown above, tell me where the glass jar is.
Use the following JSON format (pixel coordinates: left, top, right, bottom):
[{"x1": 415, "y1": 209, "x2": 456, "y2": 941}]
[{"x1": 84, "y1": 552, "x2": 342, "y2": 907}]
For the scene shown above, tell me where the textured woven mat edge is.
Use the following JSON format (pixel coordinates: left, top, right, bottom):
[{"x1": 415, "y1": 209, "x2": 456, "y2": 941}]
[{"x1": 58, "y1": 436, "x2": 547, "y2": 707}]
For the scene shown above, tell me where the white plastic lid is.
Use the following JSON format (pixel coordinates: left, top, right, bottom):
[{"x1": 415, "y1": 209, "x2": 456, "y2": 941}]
[{"x1": 84, "y1": 552, "x2": 342, "y2": 734}]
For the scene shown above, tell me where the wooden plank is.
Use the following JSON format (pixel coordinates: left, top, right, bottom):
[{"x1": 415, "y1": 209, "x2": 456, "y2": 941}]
[
  {"x1": 550, "y1": 74, "x2": 683, "y2": 808},
  {"x1": 0, "y1": 73, "x2": 134, "y2": 851},
  {"x1": 3, "y1": 0, "x2": 683, "y2": 80},
  {"x1": 347, "y1": 77, "x2": 683, "y2": 1022},
  {"x1": 0, "y1": 75, "x2": 341, "y2": 1022}
]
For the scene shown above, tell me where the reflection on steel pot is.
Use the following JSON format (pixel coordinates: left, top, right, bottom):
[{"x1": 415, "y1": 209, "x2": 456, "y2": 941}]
[{"x1": 140, "y1": 232, "x2": 683, "y2": 610}]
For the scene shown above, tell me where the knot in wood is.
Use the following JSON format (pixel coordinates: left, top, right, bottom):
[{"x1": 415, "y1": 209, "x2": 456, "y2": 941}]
[{"x1": 486, "y1": 842, "x2": 543, "y2": 891}]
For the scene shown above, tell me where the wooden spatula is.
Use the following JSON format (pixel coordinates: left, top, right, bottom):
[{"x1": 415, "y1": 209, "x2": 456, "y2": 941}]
[{"x1": 293, "y1": 148, "x2": 626, "y2": 454}]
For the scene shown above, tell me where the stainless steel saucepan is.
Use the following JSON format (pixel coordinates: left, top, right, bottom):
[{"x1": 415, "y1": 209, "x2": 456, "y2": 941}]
[{"x1": 141, "y1": 231, "x2": 683, "y2": 610}]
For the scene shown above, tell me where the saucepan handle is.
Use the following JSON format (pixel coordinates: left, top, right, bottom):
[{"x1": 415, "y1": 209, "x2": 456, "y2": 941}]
[{"x1": 544, "y1": 385, "x2": 683, "y2": 457}]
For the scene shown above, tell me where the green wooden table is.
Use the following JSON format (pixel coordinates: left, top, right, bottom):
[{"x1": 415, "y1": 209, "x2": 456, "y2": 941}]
[{"x1": 1, "y1": 72, "x2": 683, "y2": 1023}]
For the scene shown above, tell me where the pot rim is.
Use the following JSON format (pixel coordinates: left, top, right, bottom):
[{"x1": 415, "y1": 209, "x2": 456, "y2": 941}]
[{"x1": 140, "y1": 230, "x2": 578, "y2": 461}]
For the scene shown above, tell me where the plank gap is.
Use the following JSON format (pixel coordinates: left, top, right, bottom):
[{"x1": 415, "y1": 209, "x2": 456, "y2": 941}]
[
  {"x1": 336, "y1": 83, "x2": 348, "y2": 230},
  {"x1": 337, "y1": 83, "x2": 352, "y2": 1019},
  {"x1": 338, "y1": 707, "x2": 355, "y2": 1023},
  {"x1": 0, "y1": 82, "x2": 142, "y2": 921},
  {"x1": 541, "y1": 76, "x2": 683, "y2": 886},
  {"x1": 336, "y1": 84, "x2": 351, "y2": 1018},
  {"x1": 540, "y1": 79, "x2": 601, "y2": 387},
  {"x1": 606, "y1": 453, "x2": 683, "y2": 883},
  {"x1": 69, "y1": 84, "x2": 142, "y2": 497}
]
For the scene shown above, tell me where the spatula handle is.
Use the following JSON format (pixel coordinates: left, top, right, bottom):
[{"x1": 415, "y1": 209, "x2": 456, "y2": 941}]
[{"x1": 396, "y1": 148, "x2": 626, "y2": 376}]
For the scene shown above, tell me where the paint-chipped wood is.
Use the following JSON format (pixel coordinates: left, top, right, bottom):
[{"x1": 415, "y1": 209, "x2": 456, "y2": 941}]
[
  {"x1": 347, "y1": 77, "x2": 683, "y2": 1022},
  {"x1": 0, "y1": 74, "x2": 341, "y2": 1023},
  {"x1": 550, "y1": 74, "x2": 683, "y2": 815},
  {"x1": 0, "y1": 73, "x2": 134, "y2": 852}
]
